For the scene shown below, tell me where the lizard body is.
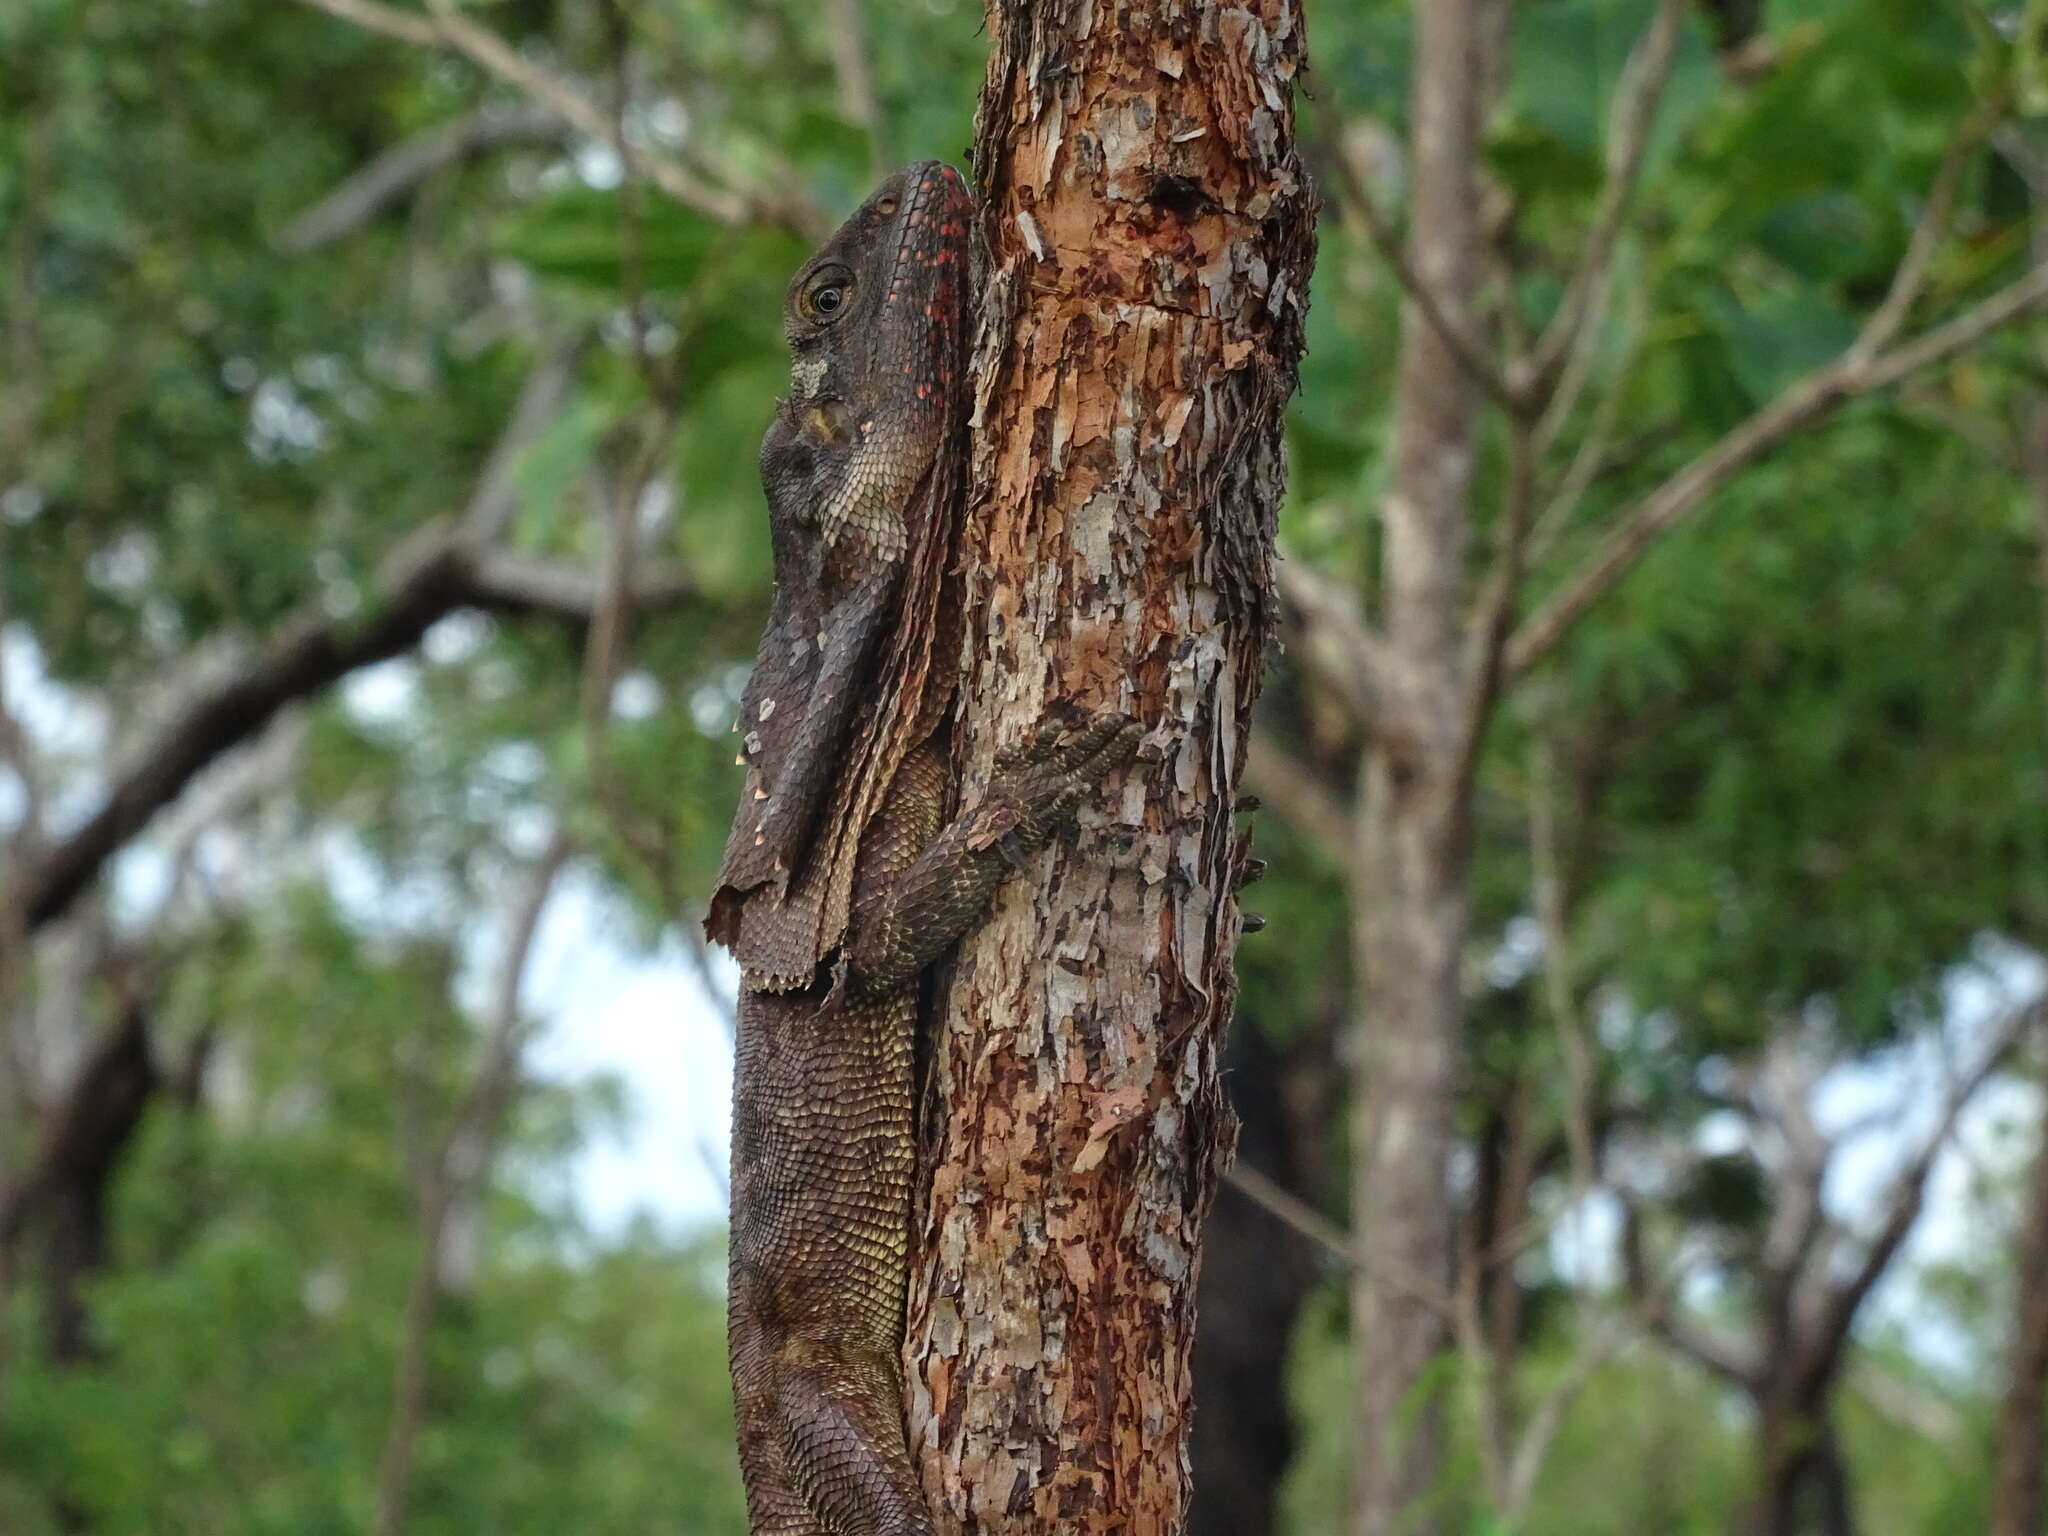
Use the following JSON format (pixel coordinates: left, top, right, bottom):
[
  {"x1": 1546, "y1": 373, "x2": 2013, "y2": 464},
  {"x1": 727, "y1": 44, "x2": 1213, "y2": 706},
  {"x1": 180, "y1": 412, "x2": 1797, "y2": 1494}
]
[{"x1": 708, "y1": 163, "x2": 1137, "y2": 1536}]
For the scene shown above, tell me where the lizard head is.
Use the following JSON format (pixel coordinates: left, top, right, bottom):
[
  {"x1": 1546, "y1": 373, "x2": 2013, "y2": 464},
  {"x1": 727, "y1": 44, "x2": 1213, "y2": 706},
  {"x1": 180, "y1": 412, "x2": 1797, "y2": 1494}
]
[{"x1": 760, "y1": 160, "x2": 973, "y2": 558}]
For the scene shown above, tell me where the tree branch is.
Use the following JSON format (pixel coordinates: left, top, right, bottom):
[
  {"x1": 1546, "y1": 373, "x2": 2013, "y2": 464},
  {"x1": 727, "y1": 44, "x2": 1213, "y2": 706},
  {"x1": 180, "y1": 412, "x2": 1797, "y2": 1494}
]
[
  {"x1": 1242, "y1": 726, "x2": 1351, "y2": 859},
  {"x1": 1505, "y1": 257, "x2": 2048, "y2": 678},
  {"x1": 372, "y1": 830, "x2": 571, "y2": 1536},
  {"x1": 1620, "y1": 1197, "x2": 1758, "y2": 1387},
  {"x1": 8, "y1": 533, "x2": 696, "y2": 941},
  {"x1": 1225, "y1": 1163, "x2": 1455, "y2": 1324},
  {"x1": 0, "y1": 957, "x2": 157, "y2": 1262},
  {"x1": 12, "y1": 534, "x2": 473, "y2": 938},
  {"x1": 1850, "y1": 89, "x2": 2008, "y2": 365},
  {"x1": 1517, "y1": 0, "x2": 1684, "y2": 409},
  {"x1": 1455, "y1": 422, "x2": 1538, "y2": 787},
  {"x1": 1795, "y1": 999, "x2": 2041, "y2": 1400},
  {"x1": 291, "y1": 0, "x2": 825, "y2": 236},
  {"x1": 1316, "y1": 121, "x2": 1523, "y2": 414},
  {"x1": 1275, "y1": 561, "x2": 1428, "y2": 759},
  {"x1": 278, "y1": 105, "x2": 570, "y2": 253},
  {"x1": 465, "y1": 549, "x2": 695, "y2": 623}
]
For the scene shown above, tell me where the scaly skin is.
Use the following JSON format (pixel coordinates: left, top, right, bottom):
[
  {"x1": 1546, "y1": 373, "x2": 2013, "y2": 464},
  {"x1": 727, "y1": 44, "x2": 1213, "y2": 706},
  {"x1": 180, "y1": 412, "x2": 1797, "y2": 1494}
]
[
  {"x1": 708, "y1": 164, "x2": 1138, "y2": 1536},
  {"x1": 729, "y1": 721, "x2": 1138, "y2": 1536}
]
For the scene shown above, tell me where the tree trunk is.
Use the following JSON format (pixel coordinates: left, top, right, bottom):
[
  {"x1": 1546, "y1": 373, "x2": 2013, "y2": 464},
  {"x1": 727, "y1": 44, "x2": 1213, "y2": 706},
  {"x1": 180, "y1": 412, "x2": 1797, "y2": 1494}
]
[
  {"x1": 1350, "y1": 2, "x2": 1498, "y2": 1533},
  {"x1": 1993, "y1": 1076, "x2": 2048, "y2": 1536},
  {"x1": 1190, "y1": 1021, "x2": 1333, "y2": 1536},
  {"x1": 1742, "y1": 1398, "x2": 1858, "y2": 1536},
  {"x1": 8, "y1": 985, "x2": 160, "y2": 1364},
  {"x1": 901, "y1": 3, "x2": 1314, "y2": 1531}
]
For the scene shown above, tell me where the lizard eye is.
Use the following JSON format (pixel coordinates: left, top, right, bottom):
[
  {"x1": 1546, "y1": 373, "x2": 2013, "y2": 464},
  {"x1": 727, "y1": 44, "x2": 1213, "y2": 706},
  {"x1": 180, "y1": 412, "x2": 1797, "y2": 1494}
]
[{"x1": 798, "y1": 266, "x2": 855, "y2": 325}]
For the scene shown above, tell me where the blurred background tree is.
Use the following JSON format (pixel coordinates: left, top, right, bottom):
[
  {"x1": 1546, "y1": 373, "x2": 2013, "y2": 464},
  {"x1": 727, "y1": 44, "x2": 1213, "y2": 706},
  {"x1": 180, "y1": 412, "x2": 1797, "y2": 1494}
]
[{"x1": 1, "y1": 1, "x2": 2045, "y2": 1533}]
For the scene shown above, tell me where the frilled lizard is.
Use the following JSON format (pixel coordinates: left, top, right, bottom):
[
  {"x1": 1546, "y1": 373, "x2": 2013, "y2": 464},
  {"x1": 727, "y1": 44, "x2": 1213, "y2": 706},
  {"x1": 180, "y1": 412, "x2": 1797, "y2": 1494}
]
[{"x1": 707, "y1": 162, "x2": 1138, "y2": 1536}]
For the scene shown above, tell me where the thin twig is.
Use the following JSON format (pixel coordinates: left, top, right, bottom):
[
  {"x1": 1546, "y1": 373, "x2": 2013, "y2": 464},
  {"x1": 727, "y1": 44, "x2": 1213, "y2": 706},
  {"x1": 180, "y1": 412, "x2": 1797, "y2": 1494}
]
[
  {"x1": 1453, "y1": 422, "x2": 1538, "y2": 791},
  {"x1": 1619, "y1": 1197, "x2": 1759, "y2": 1387},
  {"x1": 277, "y1": 105, "x2": 568, "y2": 253},
  {"x1": 1526, "y1": 301, "x2": 1644, "y2": 567},
  {"x1": 823, "y1": 0, "x2": 887, "y2": 179},
  {"x1": 1225, "y1": 1163, "x2": 1457, "y2": 1325},
  {"x1": 1529, "y1": 732, "x2": 1597, "y2": 1212},
  {"x1": 1518, "y1": 0, "x2": 1685, "y2": 408},
  {"x1": 292, "y1": 0, "x2": 824, "y2": 236},
  {"x1": 1315, "y1": 119, "x2": 1524, "y2": 414},
  {"x1": 1852, "y1": 88, "x2": 2010, "y2": 365},
  {"x1": 372, "y1": 831, "x2": 574, "y2": 1536},
  {"x1": 1274, "y1": 561, "x2": 1427, "y2": 761}
]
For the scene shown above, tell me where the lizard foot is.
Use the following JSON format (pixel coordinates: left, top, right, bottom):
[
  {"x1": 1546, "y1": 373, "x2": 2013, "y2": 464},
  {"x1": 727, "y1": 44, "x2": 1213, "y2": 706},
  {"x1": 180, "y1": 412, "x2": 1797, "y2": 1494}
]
[
  {"x1": 983, "y1": 709, "x2": 1142, "y2": 863},
  {"x1": 774, "y1": 1342, "x2": 937, "y2": 1536}
]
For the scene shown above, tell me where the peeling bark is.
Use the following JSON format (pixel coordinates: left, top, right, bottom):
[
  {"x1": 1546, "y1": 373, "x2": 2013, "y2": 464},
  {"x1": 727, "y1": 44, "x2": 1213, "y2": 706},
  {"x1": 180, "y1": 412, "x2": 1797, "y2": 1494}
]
[{"x1": 902, "y1": 3, "x2": 1314, "y2": 1531}]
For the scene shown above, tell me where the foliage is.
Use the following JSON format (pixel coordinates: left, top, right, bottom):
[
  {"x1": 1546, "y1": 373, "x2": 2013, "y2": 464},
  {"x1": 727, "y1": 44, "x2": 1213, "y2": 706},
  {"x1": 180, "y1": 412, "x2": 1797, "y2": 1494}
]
[{"x1": 3, "y1": 0, "x2": 2044, "y2": 1531}]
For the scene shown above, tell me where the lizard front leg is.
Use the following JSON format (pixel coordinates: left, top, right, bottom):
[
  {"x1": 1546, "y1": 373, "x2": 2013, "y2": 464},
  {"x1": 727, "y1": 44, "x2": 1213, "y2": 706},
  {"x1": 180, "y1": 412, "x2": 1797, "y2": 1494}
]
[
  {"x1": 846, "y1": 712, "x2": 1142, "y2": 993},
  {"x1": 729, "y1": 712, "x2": 1139, "y2": 1536}
]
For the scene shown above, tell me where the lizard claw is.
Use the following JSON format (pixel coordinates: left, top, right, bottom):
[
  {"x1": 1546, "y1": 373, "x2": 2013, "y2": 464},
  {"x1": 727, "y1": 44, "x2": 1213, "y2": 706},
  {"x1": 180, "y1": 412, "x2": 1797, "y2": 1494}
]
[{"x1": 985, "y1": 708, "x2": 1141, "y2": 855}]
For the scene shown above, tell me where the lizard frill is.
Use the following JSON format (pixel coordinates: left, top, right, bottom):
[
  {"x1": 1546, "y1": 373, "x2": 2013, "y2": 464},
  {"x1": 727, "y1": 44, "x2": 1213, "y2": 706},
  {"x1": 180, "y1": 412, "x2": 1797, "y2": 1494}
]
[{"x1": 706, "y1": 162, "x2": 972, "y2": 992}]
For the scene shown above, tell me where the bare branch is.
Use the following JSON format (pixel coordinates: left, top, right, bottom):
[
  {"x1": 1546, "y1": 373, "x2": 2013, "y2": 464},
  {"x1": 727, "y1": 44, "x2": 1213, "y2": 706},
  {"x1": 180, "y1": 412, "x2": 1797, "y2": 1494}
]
[
  {"x1": 1854, "y1": 1360, "x2": 1963, "y2": 1443},
  {"x1": 461, "y1": 335, "x2": 587, "y2": 544},
  {"x1": 291, "y1": 0, "x2": 825, "y2": 237},
  {"x1": 1500, "y1": 1311, "x2": 1633, "y2": 1518},
  {"x1": 1455, "y1": 423, "x2": 1538, "y2": 784},
  {"x1": 1517, "y1": 0, "x2": 1684, "y2": 406},
  {"x1": 1275, "y1": 561, "x2": 1428, "y2": 757},
  {"x1": 278, "y1": 105, "x2": 569, "y2": 253},
  {"x1": 1754, "y1": 1036, "x2": 1833, "y2": 1304},
  {"x1": 1242, "y1": 727, "x2": 1351, "y2": 860},
  {"x1": 1529, "y1": 730, "x2": 1596, "y2": 1209},
  {"x1": 465, "y1": 549, "x2": 696, "y2": 622},
  {"x1": 1506, "y1": 257, "x2": 2048, "y2": 678},
  {"x1": 7, "y1": 530, "x2": 701, "y2": 940},
  {"x1": 0, "y1": 965, "x2": 157, "y2": 1262},
  {"x1": 1796, "y1": 1000, "x2": 2042, "y2": 1397},
  {"x1": 823, "y1": 0, "x2": 887, "y2": 179},
  {"x1": 1226, "y1": 1163, "x2": 1357, "y2": 1271},
  {"x1": 295, "y1": 0, "x2": 436, "y2": 47},
  {"x1": 11, "y1": 535, "x2": 474, "y2": 938},
  {"x1": 373, "y1": 830, "x2": 573, "y2": 1536},
  {"x1": 1852, "y1": 89, "x2": 2008, "y2": 364},
  {"x1": 1317, "y1": 122, "x2": 1523, "y2": 413},
  {"x1": 9, "y1": 530, "x2": 696, "y2": 955},
  {"x1": 1226, "y1": 1163, "x2": 1462, "y2": 1332},
  {"x1": 1619, "y1": 1198, "x2": 1758, "y2": 1387}
]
